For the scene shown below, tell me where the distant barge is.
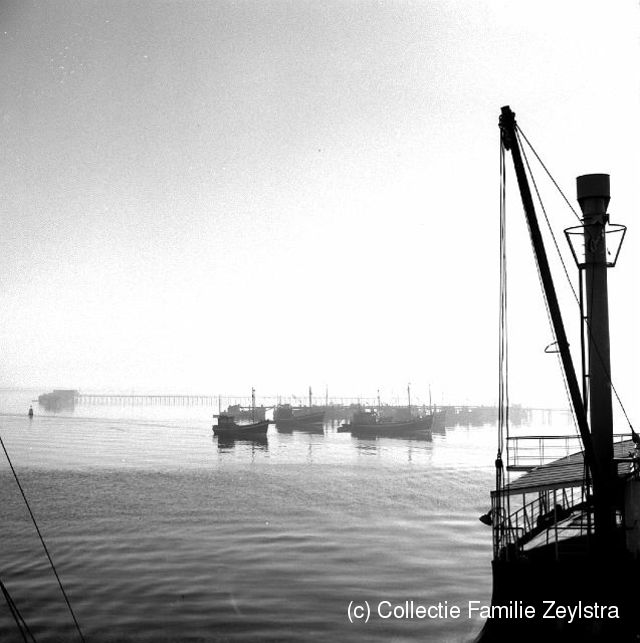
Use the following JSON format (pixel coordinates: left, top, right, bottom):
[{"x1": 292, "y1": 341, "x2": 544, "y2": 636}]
[{"x1": 37, "y1": 389, "x2": 79, "y2": 411}]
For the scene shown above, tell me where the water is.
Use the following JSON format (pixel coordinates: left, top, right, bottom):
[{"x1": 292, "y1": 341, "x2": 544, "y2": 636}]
[{"x1": 0, "y1": 389, "x2": 520, "y2": 642}]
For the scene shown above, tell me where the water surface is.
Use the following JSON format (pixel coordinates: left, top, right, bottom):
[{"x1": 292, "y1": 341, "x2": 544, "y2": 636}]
[{"x1": 0, "y1": 390, "x2": 542, "y2": 642}]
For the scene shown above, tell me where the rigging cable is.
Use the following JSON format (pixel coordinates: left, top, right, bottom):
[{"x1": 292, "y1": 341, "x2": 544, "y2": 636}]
[
  {"x1": 497, "y1": 135, "x2": 511, "y2": 550},
  {"x1": 516, "y1": 129, "x2": 584, "y2": 443},
  {"x1": 516, "y1": 129, "x2": 582, "y2": 309},
  {"x1": 499, "y1": 138, "x2": 510, "y2": 459},
  {"x1": 516, "y1": 127, "x2": 637, "y2": 440},
  {"x1": 516, "y1": 126, "x2": 582, "y2": 223},
  {"x1": 0, "y1": 431, "x2": 85, "y2": 643},
  {"x1": 0, "y1": 575, "x2": 36, "y2": 642},
  {"x1": 517, "y1": 130, "x2": 595, "y2": 495}
]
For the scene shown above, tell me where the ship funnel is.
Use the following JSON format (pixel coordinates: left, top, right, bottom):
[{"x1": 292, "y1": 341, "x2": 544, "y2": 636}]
[
  {"x1": 571, "y1": 171, "x2": 619, "y2": 548},
  {"x1": 566, "y1": 173, "x2": 625, "y2": 268},
  {"x1": 577, "y1": 173, "x2": 610, "y2": 218}
]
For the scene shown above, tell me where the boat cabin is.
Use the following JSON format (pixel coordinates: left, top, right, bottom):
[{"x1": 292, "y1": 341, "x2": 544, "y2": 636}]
[
  {"x1": 351, "y1": 410, "x2": 379, "y2": 425},
  {"x1": 216, "y1": 413, "x2": 236, "y2": 428}
]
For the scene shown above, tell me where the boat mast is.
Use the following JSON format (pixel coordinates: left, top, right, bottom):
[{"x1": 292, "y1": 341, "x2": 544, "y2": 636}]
[
  {"x1": 251, "y1": 387, "x2": 256, "y2": 422},
  {"x1": 498, "y1": 106, "x2": 601, "y2": 510}
]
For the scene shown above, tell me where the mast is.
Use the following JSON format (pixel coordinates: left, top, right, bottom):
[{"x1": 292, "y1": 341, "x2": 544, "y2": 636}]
[
  {"x1": 498, "y1": 106, "x2": 604, "y2": 531},
  {"x1": 251, "y1": 387, "x2": 256, "y2": 422}
]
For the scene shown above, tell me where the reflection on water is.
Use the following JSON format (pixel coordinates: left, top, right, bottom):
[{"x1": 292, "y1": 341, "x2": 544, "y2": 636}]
[
  {"x1": 0, "y1": 390, "x2": 571, "y2": 642},
  {"x1": 348, "y1": 430, "x2": 432, "y2": 443},
  {"x1": 275, "y1": 420, "x2": 325, "y2": 435},
  {"x1": 215, "y1": 433, "x2": 269, "y2": 452}
]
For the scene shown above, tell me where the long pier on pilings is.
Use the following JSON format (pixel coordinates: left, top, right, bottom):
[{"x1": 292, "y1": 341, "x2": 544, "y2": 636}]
[
  {"x1": 77, "y1": 394, "x2": 220, "y2": 406},
  {"x1": 74, "y1": 393, "x2": 487, "y2": 408},
  {"x1": 74, "y1": 394, "x2": 385, "y2": 407}
]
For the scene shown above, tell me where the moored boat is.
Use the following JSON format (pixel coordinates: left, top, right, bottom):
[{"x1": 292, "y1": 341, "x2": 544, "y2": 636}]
[
  {"x1": 222, "y1": 387, "x2": 267, "y2": 422},
  {"x1": 224, "y1": 403, "x2": 267, "y2": 421},
  {"x1": 340, "y1": 383, "x2": 433, "y2": 436},
  {"x1": 339, "y1": 409, "x2": 433, "y2": 436},
  {"x1": 212, "y1": 413, "x2": 269, "y2": 437},
  {"x1": 273, "y1": 403, "x2": 325, "y2": 425}
]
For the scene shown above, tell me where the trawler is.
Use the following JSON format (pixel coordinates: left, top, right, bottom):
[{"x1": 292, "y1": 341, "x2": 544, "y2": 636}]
[
  {"x1": 477, "y1": 106, "x2": 639, "y2": 641},
  {"x1": 338, "y1": 408, "x2": 433, "y2": 437},
  {"x1": 273, "y1": 403, "x2": 325, "y2": 425},
  {"x1": 212, "y1": 413, "x2": 269, "y2": 437}
]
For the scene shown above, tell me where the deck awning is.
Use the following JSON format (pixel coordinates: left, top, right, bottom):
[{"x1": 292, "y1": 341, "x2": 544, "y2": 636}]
[{"x1": 493, "y1": 439, "x2": 637, "y2": 496}]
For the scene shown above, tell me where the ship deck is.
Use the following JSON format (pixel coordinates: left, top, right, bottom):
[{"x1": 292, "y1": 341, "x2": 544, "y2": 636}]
[{"x1": 496, "y1": 438, "x2": 637, "y2": 496}]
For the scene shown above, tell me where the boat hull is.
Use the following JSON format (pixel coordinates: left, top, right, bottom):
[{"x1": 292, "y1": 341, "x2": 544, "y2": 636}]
[
  {"x1": 213, "y1": 420, "x2": 270, "y2": 437},
  {"x1": 339, "y1": 416, "x2": 433, "y2": 436},
  {"x1": 275, "y1": 421, "x2": 324, "y2": 434},
  {"x1": 476, "y1": 537, "x2": 640, "y2": 642},
  {"x1": 274, "y1": 411, "x2": 325, "y2": 425}
]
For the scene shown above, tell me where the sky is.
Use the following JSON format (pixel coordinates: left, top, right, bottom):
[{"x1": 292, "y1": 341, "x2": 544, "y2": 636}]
[{"x1": 0, "y1": 0, "x2": 638, "y2": 412}]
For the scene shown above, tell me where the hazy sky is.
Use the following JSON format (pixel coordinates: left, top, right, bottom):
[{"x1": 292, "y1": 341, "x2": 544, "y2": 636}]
[{"x1": 0, "y1": 1, "x2": 638, "y2": 410}]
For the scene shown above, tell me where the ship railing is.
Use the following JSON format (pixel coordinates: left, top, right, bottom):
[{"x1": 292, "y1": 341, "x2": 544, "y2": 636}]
[
  {"x1": 492, "y1": 484, "x2": 590, "y2": 558},
  {"x1": 506, "y1": 433, "x2": 633, "y2": 471}
]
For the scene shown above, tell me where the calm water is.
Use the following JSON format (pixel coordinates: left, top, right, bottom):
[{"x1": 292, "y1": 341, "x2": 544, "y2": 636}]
[{"x1": 0, "y1": 390, "x2": 565, "y2": 642}]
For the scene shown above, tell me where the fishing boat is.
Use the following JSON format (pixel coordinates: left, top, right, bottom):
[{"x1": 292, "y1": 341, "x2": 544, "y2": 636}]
[
  {"x1": 340, "y1": 383, "x2": 432, "y2": 436},
  {"x1": 224, "y1": 404, "x2": 267, "y2": 422},
  {"x1": 477, "y1": 106, "x2": 639, "y2": 641},
  {"x1": 212, "y1": 413, "x2": 269, "y2": 437},
  {"x1": 273, "y1": 403, "x2": 325, "y2": 425},
  {"x1": 339, "y1": 408, "x2": 433, "y2": 436},
  {"x1": 274, "y1": 386, "x2": 326, "y2": 426},
  {"x1": 221, "y1": 387, "x2": 267, "y2": 422}
]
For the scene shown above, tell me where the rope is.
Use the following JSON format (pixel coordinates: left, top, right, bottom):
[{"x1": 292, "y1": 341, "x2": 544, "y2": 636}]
[
  {"x1": 585, "y1": 262, "x2": 638, "y2": 439},
  {"x1": 512, "y1": 127, "x2": 600, "y2": 515},
  {"x1": 0, "y1": 575, "x2": 36, "y2": 642},
  {"x1": 498, "y1": 138, "x2": 508, "y2": 459},
  {"x1": 497, "y1": 134, "x2": 512, "y2": 546},
  {"x1": 517, "y1": 129, "x2": 582, "y2": 311},
  {"x1": 515, "y1": 126, "x2": 637, "y2": 440},
  {"x1": 517, "y1": 130, "x2": 584, "y2": 446},
  {"x1": 516, "y1": 126, "x2": 583, "y2": 222},
  {"x1": 0, "y1": 432, "x2": 85, "y2": 643}
]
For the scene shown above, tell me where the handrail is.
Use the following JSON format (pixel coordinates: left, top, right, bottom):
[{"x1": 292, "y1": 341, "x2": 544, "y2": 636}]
[
  {"x1": 492, "y1": 484, "x2": 590, "y2": 558},
  {"x1": 506, "y1": 433, "x2": 633, "y2": 469},
  {"x1": 507, "y1": 433, "x2": 632, "y2": 441}
]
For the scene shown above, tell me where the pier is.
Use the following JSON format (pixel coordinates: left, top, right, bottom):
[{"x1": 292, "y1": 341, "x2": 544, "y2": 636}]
[
  {"x1": 74, "y1": 393, "x2": 435, "y2": 407},
  {"x1": 77, "y1": 394, "x2": 220, "y2": 406}
]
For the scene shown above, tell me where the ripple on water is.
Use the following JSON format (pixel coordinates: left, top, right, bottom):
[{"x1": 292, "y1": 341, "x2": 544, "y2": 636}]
[{"x1": 0, "y1": 407, "x2": 501, "y2": 642}]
